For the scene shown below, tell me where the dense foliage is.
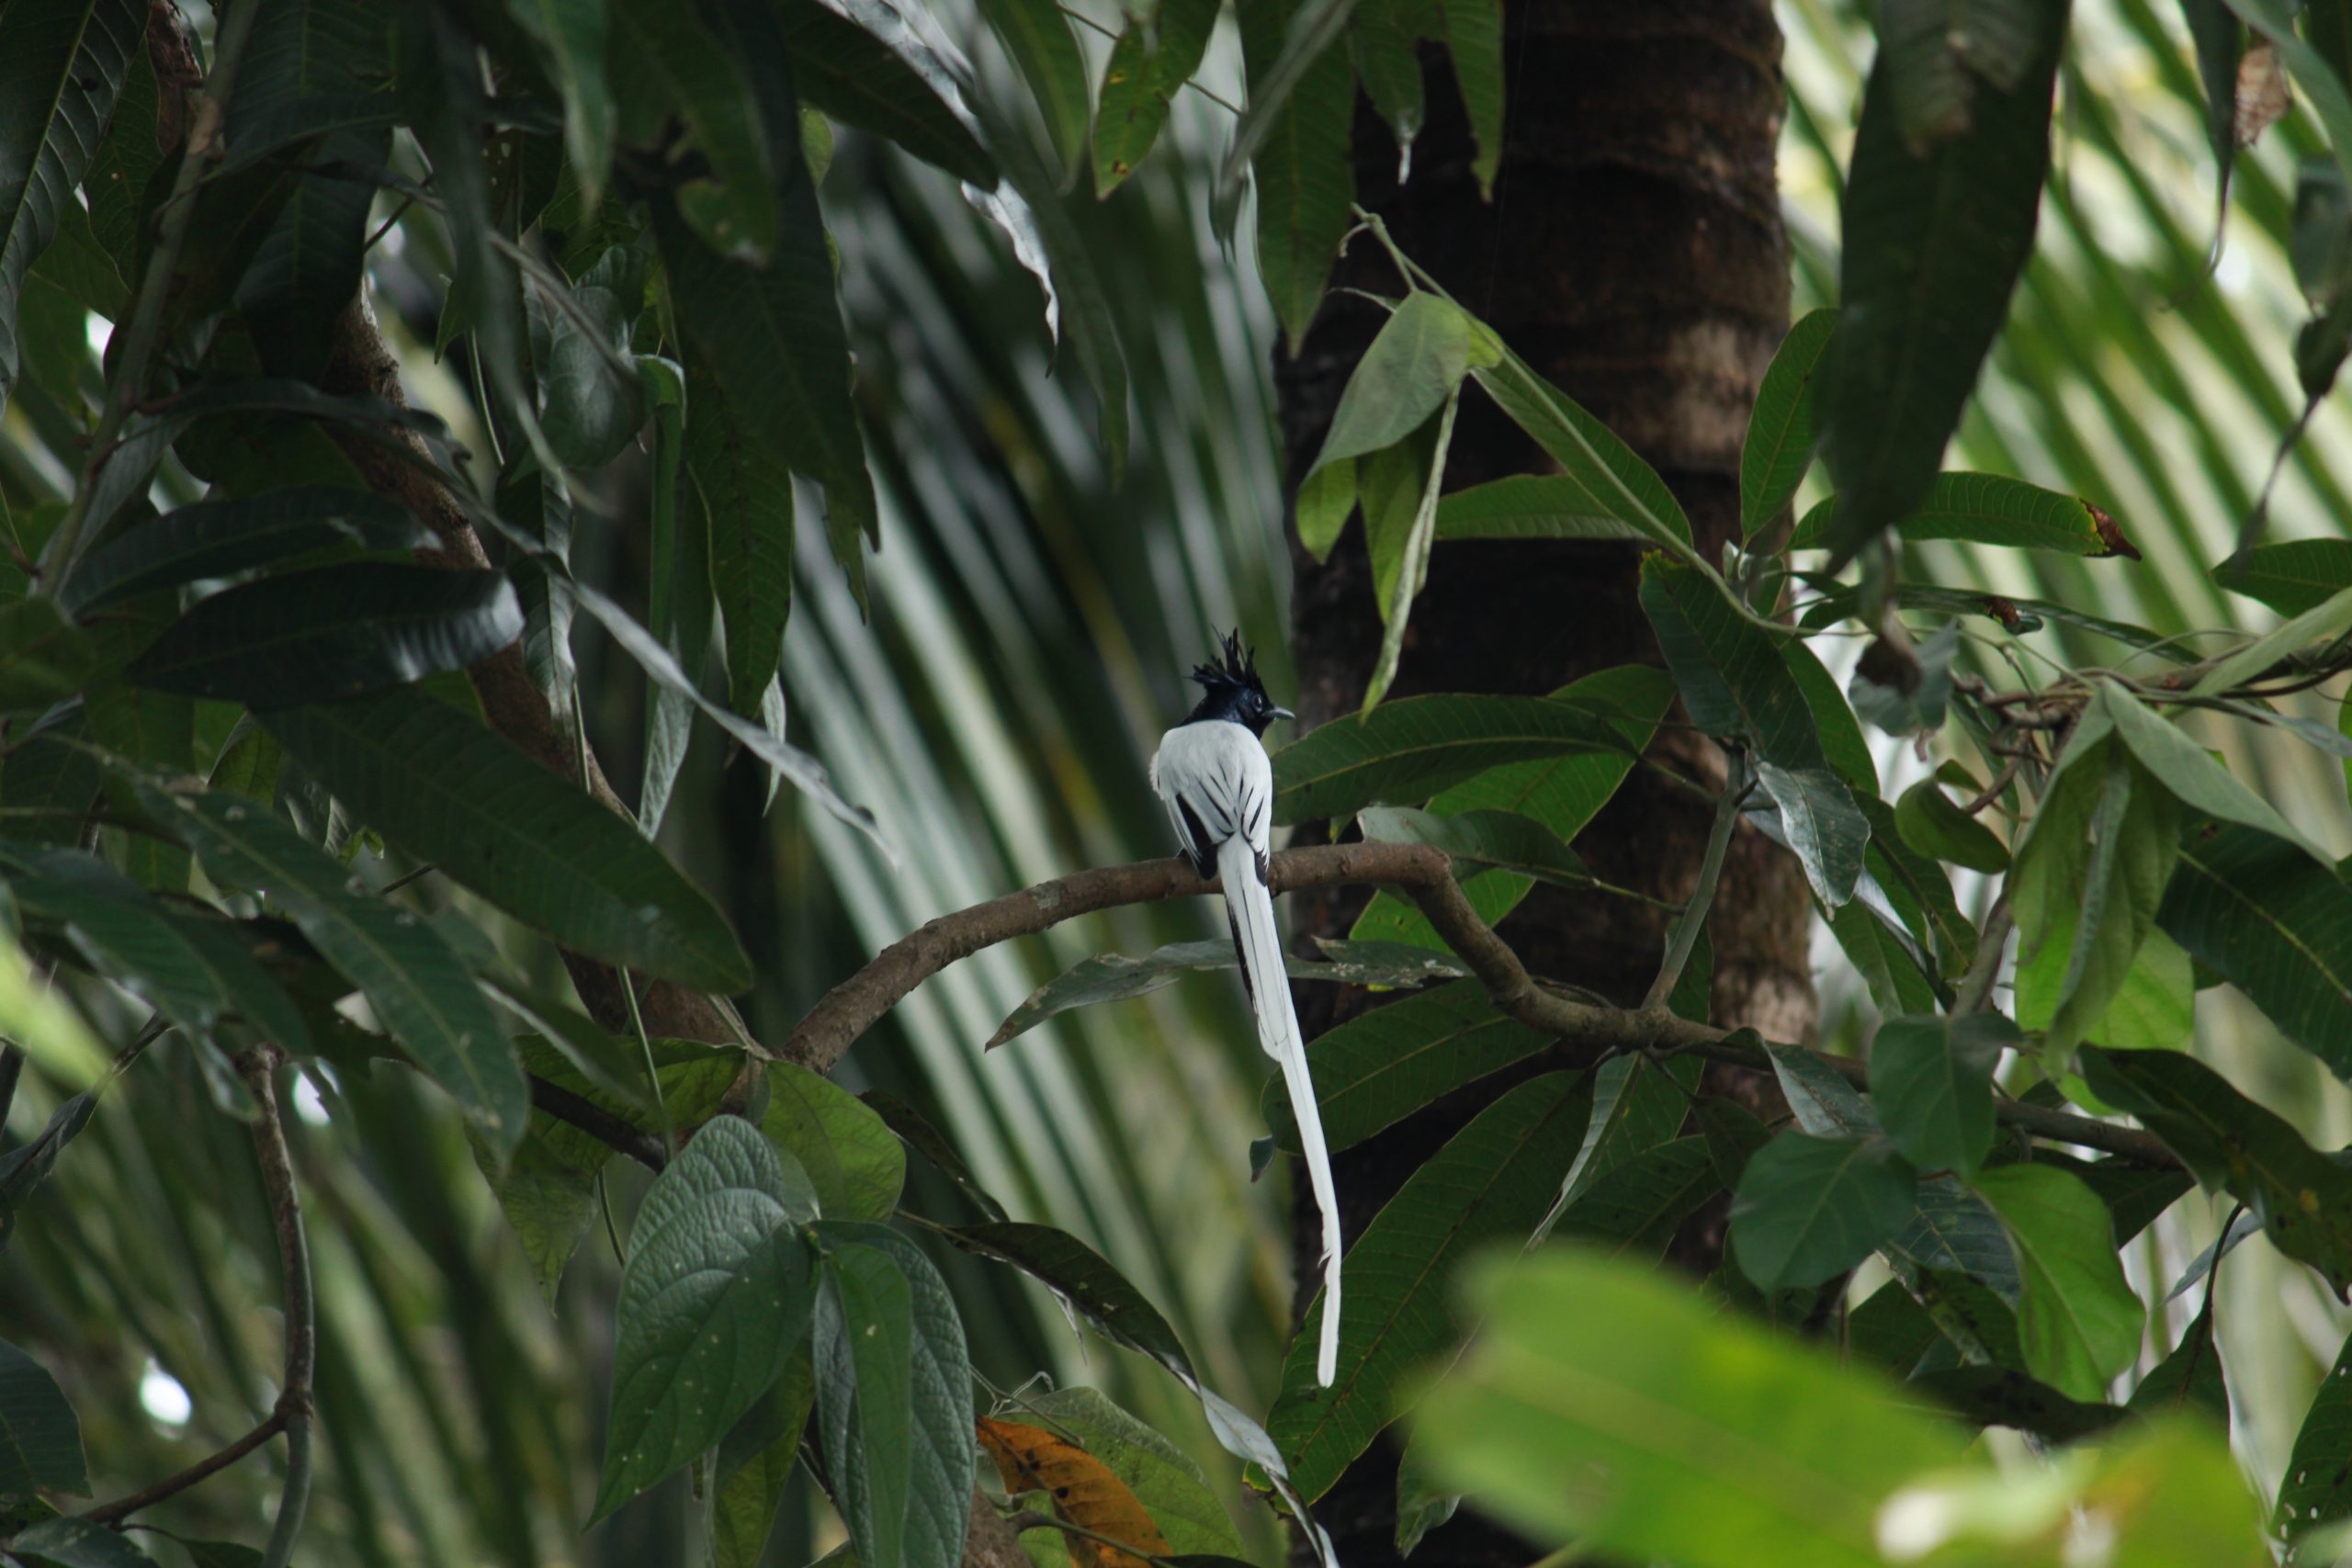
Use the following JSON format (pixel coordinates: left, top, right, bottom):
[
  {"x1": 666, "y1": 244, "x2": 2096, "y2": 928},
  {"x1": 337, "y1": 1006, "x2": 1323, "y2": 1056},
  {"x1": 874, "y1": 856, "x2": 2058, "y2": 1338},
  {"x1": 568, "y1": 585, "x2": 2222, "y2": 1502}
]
[{"x1": 6, "y1": 1, "x2": 2352, "y2": 1567}]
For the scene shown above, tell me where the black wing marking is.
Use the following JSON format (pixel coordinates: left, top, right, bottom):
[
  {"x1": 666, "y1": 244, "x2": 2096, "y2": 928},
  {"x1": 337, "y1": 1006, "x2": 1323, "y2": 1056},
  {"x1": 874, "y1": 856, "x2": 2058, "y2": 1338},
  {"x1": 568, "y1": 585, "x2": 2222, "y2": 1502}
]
[
  {"x1": 1225, "y1": 905, "x2": 1255, "y2": 1004},
  {"x1": 1176, "y1": 795, "x2": 1220, "y2": 879}
]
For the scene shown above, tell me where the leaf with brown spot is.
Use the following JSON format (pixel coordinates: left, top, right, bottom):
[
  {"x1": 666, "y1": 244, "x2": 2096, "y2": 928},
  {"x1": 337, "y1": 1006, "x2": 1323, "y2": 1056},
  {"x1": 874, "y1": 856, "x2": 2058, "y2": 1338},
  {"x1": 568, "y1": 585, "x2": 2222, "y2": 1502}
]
[{"x1": 976, "y1": 1416, "x2": 1173, "y2": 1568}]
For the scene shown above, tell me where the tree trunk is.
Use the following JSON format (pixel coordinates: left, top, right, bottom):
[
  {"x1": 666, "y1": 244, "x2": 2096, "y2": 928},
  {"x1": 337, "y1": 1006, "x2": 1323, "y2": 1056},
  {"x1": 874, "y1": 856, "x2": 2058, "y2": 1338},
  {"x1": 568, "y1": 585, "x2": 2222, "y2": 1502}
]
[{"x1": 1276, "y1": 5, "x2": 1807, "y2": 1563}]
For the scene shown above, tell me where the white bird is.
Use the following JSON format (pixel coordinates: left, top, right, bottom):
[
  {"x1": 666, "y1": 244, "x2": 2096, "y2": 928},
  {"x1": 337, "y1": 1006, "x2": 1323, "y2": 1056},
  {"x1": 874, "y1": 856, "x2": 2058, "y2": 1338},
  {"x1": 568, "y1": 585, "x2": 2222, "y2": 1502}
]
[{"x1": 1148, "y1": 631, "x2": 1341, "y2": 1386}]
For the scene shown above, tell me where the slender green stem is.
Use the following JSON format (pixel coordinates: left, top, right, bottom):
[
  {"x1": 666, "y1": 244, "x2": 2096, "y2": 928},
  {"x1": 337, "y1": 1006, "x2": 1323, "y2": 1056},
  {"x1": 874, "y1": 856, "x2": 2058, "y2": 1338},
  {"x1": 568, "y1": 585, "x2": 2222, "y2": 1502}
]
[
  {"x1": 240, "y1": 1050, "x2": 314, "y2": 1568},
  {"x1": 1642, "y1": 773, "x2": 1752, "y2": 1011},
  {"x1": 40, "y1": 0, "x2": 266, "y2": 585},
  {"x1": 619, "y1": 971, "x2": 673, "y2": 1157},
  {"x1": 1952, "y1": 890, "x2": 2013, "y2": 1017}
]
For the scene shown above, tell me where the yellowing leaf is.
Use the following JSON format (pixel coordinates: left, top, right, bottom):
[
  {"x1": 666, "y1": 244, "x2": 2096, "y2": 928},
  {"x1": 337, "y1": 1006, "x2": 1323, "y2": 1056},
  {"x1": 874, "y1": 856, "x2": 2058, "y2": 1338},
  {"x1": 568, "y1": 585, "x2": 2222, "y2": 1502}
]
[{"x1": 977, "y1": 1416, "x2": 1172, "y2": 1568}]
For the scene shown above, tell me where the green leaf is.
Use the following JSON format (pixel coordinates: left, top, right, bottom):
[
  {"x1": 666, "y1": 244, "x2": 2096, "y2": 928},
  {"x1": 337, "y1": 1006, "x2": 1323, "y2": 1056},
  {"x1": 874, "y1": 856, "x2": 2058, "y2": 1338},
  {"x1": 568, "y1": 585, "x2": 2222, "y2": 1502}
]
[
  {"x1": 1021, "y1": 1386, "x2": 1244, "y2": 1558},
  {"x1": 1894, "y1": 779, "x2": 2008, "y2": 874},
  {"x1": 0, "y1": 0, "x2": 143, "y2": 403},
  {"x1": 939, "y1": 1219, "x2": 1196, "y2": 1382},
  {"x1": 1817, "y1": 1, "x2": 2068, "y2": 566},
  {"x1": 2275, "y1": 1328, "x2": 2352, "y2": 1541},
  {"x1": 1729, "y1": 1132, "x2": 1918, "y2": 1290},
  {"x1": 1781, "y1": 637, "x2": 1879, "y2": 793},
  {"x1": 0, "y1": 598, "x2": 96, "y2": 713},
  {"x1": 80, "y1": 29, "x2": 155, "y2": 279},
  {"x1": 775, "y1": 0, "x2": 993, "y2": 186},
  {"x1": 1362, "y1": 391, "x2": 1460, "y2": 709},
  {"x1": 57, "y1": 488, "x2": 431, "y2": 615},
  {"x1": 1309, "y1": 294, "x2": 1497, "y2": 474},
  {"x1": 1296, "y1": 460, "x2": 1357, "y2": 561},
  {"x1": 2213, "y1": 538, "x2": 2352, "y2": 615},
  {"x1": 476, "y1": 1128, "x2": 599, "y2": 1305},
  {"x1": 816, "y1": 1240, "x2": 915, "y2": 1568},
  {"x1": 2190, "y1": 581, "x2": 2352, "y2": 698},
  {"x1": 713, "y1": 1351, "x2": 816, "y2": 1568},
  {"x1": 1848, "y1": 621, "x2": 1958, "y2": 739},
  {"x1": 764, "y1": 1064, "x2": 905, "y2": 1223},
  {"x1": 262, "y1": 688, "x2": 752, "y2": 992},
  {"x1": 0, "y1": 1337, "x2": 85, "y2": 1500},
  {"x1": 612, "y1": 0, "x2": 781, "y2": 261},
  {"x1": 636, "y1": 354, "x2": 701, "y2": 834},
  {"x1": 1238, "y1": 0, "x2": 1355, "y2": 351},
  {"x1": 1698, "y1": 1096, "x2": 1775, "y2": 1190},
  {"x1": 976, "y1": 0, "x2": 1089, "y2": 174},
  {"x1": 986, "y1": 938, "x2": 1461, "y2": 1049},
  {"x1": 1792, "y1": 473, "x2": 2132, "y2": 558},
  {"x1": 1430, "y1": 474, "x2": 1649, "y2": 544},
  {"x1": 2156, "y1": 823, "x2": 2352, "y2": 1077},
  {"x1": 1640, "y1": 555, "x2": 1866, "y2": 906},
  {"x1": 538, "y1": 245, "x2": 644, "y2": 468},
  {"x1": 1468, "y1": 346, "x2": 1695, "y2": 553},
  {"x1": 1545, "y1": 1055, "x2": 1691, "y2": 1229},
  {"x1": 1092, "y1": 0, "x2": 1218, "y2": 195},
  {"x1": 2011, "y1": 728, "x2": 2179, "y2": 1065},
  {"x1": 9, "y1": 1517, "x2": 157, "y2": 1567},
  {"x1": 817, "y1": 1221, "x2": 974, "y2": 1568},
  {"x1": 1741, "y1": 308, "x2": 1838, "y2": 538},
  {"x1": 1272, "y1": 693, "x2": 1627, "y2": 824},
  {"x1": 1261, "y1": 979, "x2": 1553, "y2": 1155},
  {"x1": 1973, "y1": 1164, "x2": 2143, "y2": 1403},
  {"x1": 125, "y1": 565, "x2": 522, "y2": 709},
  {"x1": 2078, "y1": 1045, "x2": 2352, "y2": 1294},
  {"x1": 508, "y1": 0, "x2": 613, "y2": 201},
  {"x1": 655, "y1": 184, "x2": 877, "y2": 611},
  {"x1": 1868, "y1": 1012, "x2": 2017, "y2": 1179},
  {"x1": 1910, "y1": 1365, "x2": 2128, "y2": 1440},
  {"x1": 128, "y1": 778, "x2": 527, "y2": 1151},
  {"x1": 683, "y1": 344, "x2": 792, "y2": 726},
  {"x1": 2099, "y1": 682, "x2": 2325, "y2": 859},
  {"x1": 594, "y1": 1118, "x2": 819, "y2": 1518},
  {"x1": 1438, "y1": 0, "x2": 1501, "y2": 196},
  {"x1": 1549, "y1": 1136, "x2": 1722, "y2": 1259},
  {"x1": 0, "y1": 1090, "x2": 97, "y2": 1247},
  {"x1": 2127, "y1": 1290, "x2": 2225, "y2": 1427},
  {"x1": 1269, "y1": 1070, "x2": 1592, "y2": 1504},
  {"x1": 1411, "y1": 1249, "x2": 1965, "y2": 1566},
  {"x1": 1357, "y1": 806, "x2": 1587, "y2": 886}
]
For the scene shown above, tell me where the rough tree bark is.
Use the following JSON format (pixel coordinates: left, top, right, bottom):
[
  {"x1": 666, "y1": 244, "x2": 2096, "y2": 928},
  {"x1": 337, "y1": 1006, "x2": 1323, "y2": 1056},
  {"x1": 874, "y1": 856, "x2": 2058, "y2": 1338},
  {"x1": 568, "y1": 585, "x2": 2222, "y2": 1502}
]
[{"x1": 1275, "y1": 4, "x2": 1808, "y2": 1563}]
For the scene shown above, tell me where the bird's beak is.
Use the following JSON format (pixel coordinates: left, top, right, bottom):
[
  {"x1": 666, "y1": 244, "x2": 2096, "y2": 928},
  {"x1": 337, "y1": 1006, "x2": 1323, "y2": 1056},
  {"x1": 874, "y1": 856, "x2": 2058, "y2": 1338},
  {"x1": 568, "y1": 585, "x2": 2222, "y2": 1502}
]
[{"x1": 1271, "y1": 705, "x2": 1295, "y2": 723}]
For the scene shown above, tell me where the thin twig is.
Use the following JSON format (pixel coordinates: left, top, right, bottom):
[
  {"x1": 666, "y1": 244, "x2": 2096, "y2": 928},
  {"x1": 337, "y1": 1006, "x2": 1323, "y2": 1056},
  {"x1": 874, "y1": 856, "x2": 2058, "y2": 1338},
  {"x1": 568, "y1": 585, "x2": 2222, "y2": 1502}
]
[
  {"x1": 239, "y1": 1048, "x2": 314, "y2": 1568},
  {"x1": 1642, "y1": 773, "x2": 1750, "y2": 1010},
  {"x1": 79, "y1": 1412, "x2": 288, "y2": 1524},
  {"x1": 1961, "y1": 755, "x2": 2022, "y2": 817},
  {"x1": 39, "y1": 0, "x2": 266, "y2": 583},
  {"x1": 1953, "y1": 891, "x2": 2014, "y2": 1018},
  {"x1": 781, "y1": 844, "x2": 2179, "y2": 1169},
  {"x1": 618, "y1": 971, "x2": 673, "y2": 1158}
]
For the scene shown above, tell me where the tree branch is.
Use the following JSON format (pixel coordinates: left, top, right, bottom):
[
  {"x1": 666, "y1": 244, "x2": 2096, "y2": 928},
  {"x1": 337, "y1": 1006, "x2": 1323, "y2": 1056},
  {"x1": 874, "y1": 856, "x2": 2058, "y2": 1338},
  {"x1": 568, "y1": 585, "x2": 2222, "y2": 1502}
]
[
  {"x1": 529, "y1": 1074, "x2": 667, "y2": 1170},
  {"x1": 783, "y1": 842, "x2": 2180, "y2": 1169},
  {"x1": 242, "y1": 1048, "x2": 315, "y2": 1568},
  {"x1": 78, "y1": 1412, "x2": 288, "y2": 1526}
]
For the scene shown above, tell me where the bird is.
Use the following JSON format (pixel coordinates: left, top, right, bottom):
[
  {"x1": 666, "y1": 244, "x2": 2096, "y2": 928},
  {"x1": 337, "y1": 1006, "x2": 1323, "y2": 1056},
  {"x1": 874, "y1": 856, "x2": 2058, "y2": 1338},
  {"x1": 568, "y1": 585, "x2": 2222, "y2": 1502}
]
[{"x1": 1148, "y1": 630, "x2": 1341, "y2": 1387}]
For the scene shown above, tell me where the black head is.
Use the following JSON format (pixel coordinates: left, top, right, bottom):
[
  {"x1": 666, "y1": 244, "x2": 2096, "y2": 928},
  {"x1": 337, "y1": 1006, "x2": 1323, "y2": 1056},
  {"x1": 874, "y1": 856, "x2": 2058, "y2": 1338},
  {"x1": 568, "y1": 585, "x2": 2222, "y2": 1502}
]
[{"x1": 1184, "y1": 629, "x2": 1294, "y2": 736}]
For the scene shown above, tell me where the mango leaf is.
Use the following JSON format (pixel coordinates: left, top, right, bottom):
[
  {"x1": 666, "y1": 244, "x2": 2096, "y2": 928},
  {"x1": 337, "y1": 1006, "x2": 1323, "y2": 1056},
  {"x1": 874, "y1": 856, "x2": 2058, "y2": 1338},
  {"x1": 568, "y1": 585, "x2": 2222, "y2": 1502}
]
[
  {"x1": 1894, "y1": 779, "x2": 2008, "y2": 874},
  {"x1": 1974, "y1": 1164, "x2": 2143, "y2": 1403},
  {"x1": 0, "y1": 600, "x2": 96, "y2": 714},
  {"x1": 939, "y1": 1220, "x2": 1196, "y2": 1383},
  {"x1": 1349, "y1": 665, "x2": 1668, "y2": 951},
  {"x1": 1261, "y1": 980, "x2": 1554, "y2": 1155},
  {"x1": 592, "y1": 1117, "x2": 820, "y2": 1518},
  {"x1": 0, "y1": 0, "x2": 142, "y2": 404},
  {"x1": 1545, "y1": 1055, "x2": 1693, "y2": 1227},
  {"x1": 9, "y1": 1517, "x2": 158, "y2": 1566},
  {"x1": 1548, "y1": 1136, "x2": 1722, "y2": 1260},
  {"x1": 2214, "y1": 538, "x2": 2352, "y2": 615},
  {"x1": 1792, "y1": 474, "x2": 2133, "y2": 558},
  {"x1": 1092, "y1": 0, "x2": 1218, "y2": 195},
  {"x1": 1308, "y1": 294, "x2": 1496, "y2": 475},
  {"x1": 2190, "y1": 581, "x2": 2352, "y2": 698},
  {"x1": 1868, "y1": 1012, "x2": 2018, "y2": 1179},
  {"x1": 1781, "y1": 637, "x2": 1879, "y2": 792},
  {"x1": 264, "y1": 688, "x2": 752, "y2": 992},
  {"x1": 2275, "y1": 1328, "x2": 2352, "y2": 1543},
  {"x1": 126, "y1": 565, "x2": 521, "y2": 709},
  {"x1": 2127, "y1": 1289, "x2": 2225, "y2": 1427},
  {"x1": 654, "y1": 186, "x2": 876, "y2": 610},
  {"x1": 976, "y1": 0, "x2": 1090, "y2": 174},
  {"x1": 1431, "y1": 474, "x2": 1649, "y2": 544},
  {"x1": 611, "y1": 0, "x2": 781, "y2": 261},
  {"x1": 1740, "y1": 308, "x2": 1838, "y2": 538},
  {"x1": 1848, "y1": 620, "x2": 1958, "y2": 738},
  {"x1": 1269, "y1": 1070, "x2": 1591, "y2": 1504},
  {"x1": 1817, "y1": 1, "x2": 2068, "y2": 566},
  {"x1": 58, "y1": 488, "x2": 431, "y2": 615},
  {"x1": 1730, "y1": 1132, "x2": 1918, "y2": 1291},
  {"x1": 986, "y1": 938, "x2": 1461, "y2": 1050},
  {"x1": 1272, "y1": 693, "x2": 1627, "y2": 823},
  {"x1": 2078, "y1": 1045, "x2": 2352, "y2": 1296},
  {"x1": 776, "y1": 0, "x2": 994, "y2": 188},
  {"x1": 127, "y1": 778, "x2": 527, "y2": 1152},
  {"x1": 2099, "y1": 682, "x2": 2326, "y2": 860},
  {"x1": 538, "y1": 244, "x2": 644, "y2": 468},
  {"x1": 1911, "y1": 1365, "x2": 2128, "y2": 1441},
  {"x1": 2157, "y1": 822, "x2": 2352, "y2": 1077},
  {"x1": 1356, "y1": 806, "x2": 1586, "y2": 886},
  {"x1": 1641, "y1": 555, "x2": 1866, "y2": 906},
  {"x1": 0, "y1": 1337, "x2": 85, "y2": 1500},
  {"x1": 1410, "y1": 1249, "x2": 1967, "y2": 1565},
  {"x1": 764, "y1": 1063, "x2": 905, "y2": 1222},
  {"x1": 818, "y1": 1222, "x2": 974, "y2": 1568},
  {"x1": 1468, "y1": 343, "x2": 1696, "y2": 552},
  {"x1": 1236, "y1": 0, "x2": 1355, "y2": 350}
]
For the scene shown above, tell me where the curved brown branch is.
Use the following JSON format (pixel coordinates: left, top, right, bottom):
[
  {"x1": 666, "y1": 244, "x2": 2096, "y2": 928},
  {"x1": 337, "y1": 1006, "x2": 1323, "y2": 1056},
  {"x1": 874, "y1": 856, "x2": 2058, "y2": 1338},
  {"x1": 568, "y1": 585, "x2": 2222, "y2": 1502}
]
[
  {"x1": 784, "y1": 842, "x2": 2179, "y2": 1170},
  {"x1": 242, "y1": 1047, "x2": 315, "y2": 1568},
  {"x1": 78, "y1": 1411, "x2": 287, "y2": 1525}
]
